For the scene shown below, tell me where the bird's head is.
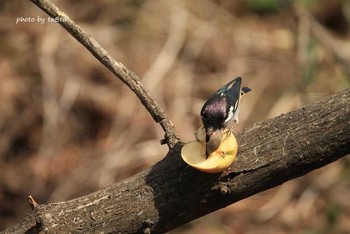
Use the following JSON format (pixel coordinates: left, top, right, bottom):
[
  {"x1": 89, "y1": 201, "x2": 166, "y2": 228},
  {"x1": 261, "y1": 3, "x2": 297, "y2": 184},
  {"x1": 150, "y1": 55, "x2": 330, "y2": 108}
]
[{"x1": 205, "y1": 129, "x2": 223, "y2": 157}]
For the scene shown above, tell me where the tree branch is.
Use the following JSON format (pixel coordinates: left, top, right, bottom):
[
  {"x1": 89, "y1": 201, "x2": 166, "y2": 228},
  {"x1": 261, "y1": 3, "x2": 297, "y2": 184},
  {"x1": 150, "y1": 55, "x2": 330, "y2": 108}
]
[
  {"x1": 29, "y1": 0, "x2": 180, "y2": 148},
  {"x1": 3, "y1": 89, "x2": 350, "y2": 233}
]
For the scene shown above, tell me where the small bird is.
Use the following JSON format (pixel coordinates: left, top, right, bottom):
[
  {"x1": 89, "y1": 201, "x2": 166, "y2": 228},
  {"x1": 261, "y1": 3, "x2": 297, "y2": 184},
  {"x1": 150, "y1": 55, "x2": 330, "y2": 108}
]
[{"x1": 201, "y1": 77, "x2": 251, "y2": 157}]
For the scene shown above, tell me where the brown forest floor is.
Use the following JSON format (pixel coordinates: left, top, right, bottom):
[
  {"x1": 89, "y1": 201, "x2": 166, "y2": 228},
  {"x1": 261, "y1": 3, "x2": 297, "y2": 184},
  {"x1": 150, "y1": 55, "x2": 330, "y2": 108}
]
[{"x1": 1, "y1": 0, "x2": 350, "y2": 233}]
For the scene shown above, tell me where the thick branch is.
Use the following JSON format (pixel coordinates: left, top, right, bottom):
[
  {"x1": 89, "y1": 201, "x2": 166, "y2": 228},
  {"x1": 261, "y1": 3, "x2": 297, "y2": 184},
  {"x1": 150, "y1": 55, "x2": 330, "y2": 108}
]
[
  {"x1": 29, "y1": 0, "x2": 179, "y2": 148},
  {"x1": 3, "y1": 89, "x2": 350, "y2": 233}
]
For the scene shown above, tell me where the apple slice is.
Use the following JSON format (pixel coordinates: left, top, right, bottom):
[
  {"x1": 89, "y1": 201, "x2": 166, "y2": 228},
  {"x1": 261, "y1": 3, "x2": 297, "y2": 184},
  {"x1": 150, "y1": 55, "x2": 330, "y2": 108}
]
[{"x1": 181, "y1": 131, "x2": 237, "y2": 173}]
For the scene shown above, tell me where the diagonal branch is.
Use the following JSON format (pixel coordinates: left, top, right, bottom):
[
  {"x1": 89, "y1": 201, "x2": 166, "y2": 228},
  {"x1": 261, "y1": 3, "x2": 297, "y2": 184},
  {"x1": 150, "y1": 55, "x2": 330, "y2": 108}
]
[
  {"x1": 29, "y1": 0, "x2": 180, "y2": 148},
  {"x1": 3, "y1": 89, "x2": 350, "y2": 233}
]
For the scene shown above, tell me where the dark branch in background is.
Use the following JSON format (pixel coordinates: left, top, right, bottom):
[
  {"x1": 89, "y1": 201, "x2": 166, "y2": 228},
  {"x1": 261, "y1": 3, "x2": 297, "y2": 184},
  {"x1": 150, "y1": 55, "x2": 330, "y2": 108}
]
[
  {"x1": 29, "y1": 0, "x2": 180, "y2": 148},
  {"x1": 296, "y1": 6, "x2": 350, "y2": 77},
  {"x1": 3, "y1": 89, "x2": 350, "y2": 233}
]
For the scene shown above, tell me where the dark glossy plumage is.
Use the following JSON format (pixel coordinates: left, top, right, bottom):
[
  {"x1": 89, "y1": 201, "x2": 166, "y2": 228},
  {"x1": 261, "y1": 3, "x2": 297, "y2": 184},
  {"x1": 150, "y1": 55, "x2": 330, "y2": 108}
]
[{"x1": 200, "y1": 77, "x2": 251, "y2": 156}]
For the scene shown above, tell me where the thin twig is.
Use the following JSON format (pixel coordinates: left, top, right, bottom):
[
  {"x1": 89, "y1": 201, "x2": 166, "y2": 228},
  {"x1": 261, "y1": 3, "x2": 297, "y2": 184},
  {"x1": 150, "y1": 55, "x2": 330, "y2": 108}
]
[
  {"x1": 27, "y1": 195, "x2": 39, "y2": 210},
  {"x1": 29, "y1": 0, "x2": 180, "y2": 148}
]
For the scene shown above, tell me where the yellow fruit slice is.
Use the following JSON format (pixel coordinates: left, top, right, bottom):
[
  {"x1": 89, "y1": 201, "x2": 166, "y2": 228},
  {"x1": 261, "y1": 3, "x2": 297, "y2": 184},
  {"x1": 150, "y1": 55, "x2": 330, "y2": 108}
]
[{"x1": 181, "y1": 131, "x2": 237, "y2": 173}]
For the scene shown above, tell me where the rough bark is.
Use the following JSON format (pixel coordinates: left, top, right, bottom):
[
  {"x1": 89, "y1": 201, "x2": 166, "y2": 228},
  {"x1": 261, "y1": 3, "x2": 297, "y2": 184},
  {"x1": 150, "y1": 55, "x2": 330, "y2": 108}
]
[{"x1": 3, "y1": 89, "x2": 350, "y2": 233}]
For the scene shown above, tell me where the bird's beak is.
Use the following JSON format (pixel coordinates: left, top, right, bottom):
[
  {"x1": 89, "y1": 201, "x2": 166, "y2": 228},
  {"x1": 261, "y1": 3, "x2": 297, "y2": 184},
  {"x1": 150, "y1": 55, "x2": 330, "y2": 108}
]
[{"x1": 205, "y1": 129, "x2": 223, "y2": 159}]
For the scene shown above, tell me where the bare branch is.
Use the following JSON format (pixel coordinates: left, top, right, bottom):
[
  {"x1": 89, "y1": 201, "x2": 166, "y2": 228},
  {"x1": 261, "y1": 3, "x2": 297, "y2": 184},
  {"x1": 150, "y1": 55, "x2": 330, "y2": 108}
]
[
  {"x1": 29, "y1": 0, "x2": 180, "y2": 148},
  {"x1": 296, "y1": 6, "x2": 350, "y2": 76},
  {"x1": 3, "y1": 89, "x2": 350, "y2": 234}
]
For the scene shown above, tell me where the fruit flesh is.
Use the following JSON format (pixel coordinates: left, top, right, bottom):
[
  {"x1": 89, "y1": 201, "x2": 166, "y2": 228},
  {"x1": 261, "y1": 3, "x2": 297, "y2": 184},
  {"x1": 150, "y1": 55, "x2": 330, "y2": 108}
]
[{"x1": 181, "y1": 130, "x2": 237, "y2": 173}]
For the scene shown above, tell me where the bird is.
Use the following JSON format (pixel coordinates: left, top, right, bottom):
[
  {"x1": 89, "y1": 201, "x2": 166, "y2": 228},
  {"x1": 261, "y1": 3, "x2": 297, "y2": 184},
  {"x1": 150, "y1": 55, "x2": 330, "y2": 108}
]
[{"x1": 200, "y1": 77, "x2": 251, "y2": 157}]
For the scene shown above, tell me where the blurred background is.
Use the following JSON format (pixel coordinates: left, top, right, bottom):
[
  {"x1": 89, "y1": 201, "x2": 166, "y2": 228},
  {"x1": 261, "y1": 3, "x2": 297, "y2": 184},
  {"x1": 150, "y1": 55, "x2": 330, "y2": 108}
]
[{"x1": 1, "y1": 0, "x2": 350, "y2": 233}]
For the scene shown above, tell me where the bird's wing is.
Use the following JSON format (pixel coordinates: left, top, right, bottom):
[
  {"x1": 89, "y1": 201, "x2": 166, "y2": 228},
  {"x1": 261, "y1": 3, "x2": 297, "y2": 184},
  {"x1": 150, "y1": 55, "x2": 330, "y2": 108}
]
[
  {"x1": 225, "y1": 77, "x2": 242, "y2": 114},
  {"x1": 214, "y1": 77, "x2": 242, "y2": 97}
]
